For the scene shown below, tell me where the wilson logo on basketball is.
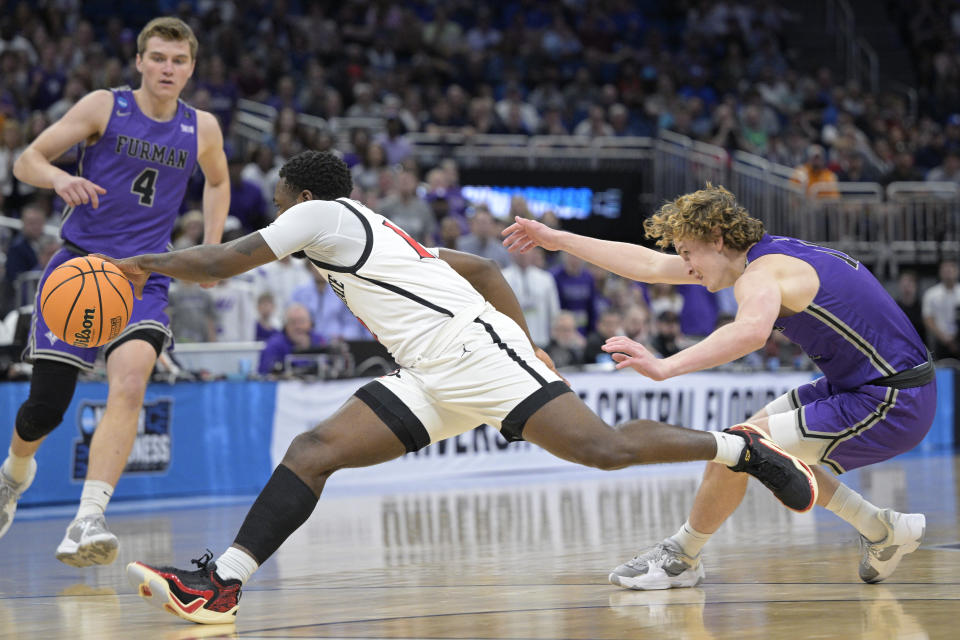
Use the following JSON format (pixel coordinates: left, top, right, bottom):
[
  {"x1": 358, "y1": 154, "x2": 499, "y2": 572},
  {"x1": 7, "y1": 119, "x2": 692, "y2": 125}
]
[{"x1": 72, "y1": 308, "x2": 97, "y2": 347}]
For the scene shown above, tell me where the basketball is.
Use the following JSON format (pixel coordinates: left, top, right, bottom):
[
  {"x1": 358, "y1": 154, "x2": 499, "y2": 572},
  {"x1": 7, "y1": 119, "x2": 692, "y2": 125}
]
[{"x1": 40, "y1": 255, "x2": 134, "y2": 348}]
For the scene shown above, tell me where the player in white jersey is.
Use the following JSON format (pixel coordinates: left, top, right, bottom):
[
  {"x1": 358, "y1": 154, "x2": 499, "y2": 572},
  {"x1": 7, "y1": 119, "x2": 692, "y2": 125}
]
[{"x1": 99, "y1": 151, "x2": 816, "y2": 625}]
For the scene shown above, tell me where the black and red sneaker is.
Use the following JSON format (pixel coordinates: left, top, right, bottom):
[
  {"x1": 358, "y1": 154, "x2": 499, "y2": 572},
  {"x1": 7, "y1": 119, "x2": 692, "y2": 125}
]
[
  {"x1": 127, "y1": 550, "x2": 241, "y2": 624},
  {"x1": 725, "y1": 423, "x2": 819, "y2": 513}
]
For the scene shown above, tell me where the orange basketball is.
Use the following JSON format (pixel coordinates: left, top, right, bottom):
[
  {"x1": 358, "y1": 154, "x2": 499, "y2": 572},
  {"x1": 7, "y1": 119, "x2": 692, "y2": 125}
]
[{"x1": 40, "y1": 256, "x2": 134, "y2": 348}]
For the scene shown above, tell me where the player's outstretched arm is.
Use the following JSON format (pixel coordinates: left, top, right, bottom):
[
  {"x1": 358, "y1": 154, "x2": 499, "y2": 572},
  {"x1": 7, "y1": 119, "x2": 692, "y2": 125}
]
[
  {"x1": 14, "y1": 90, "x2": 112, "y2": 207},
  {"x1": 502, "y1": 216, "x2": 696, "y2": 285},
  {"x1": 603, "y1": 267, "x2": 780, "y2": 379},
  {"x1": 93, "y1": 232, "x2": 277, "y2": 298},
  {"x1": 195, "y1": 110, "x2": 230, "y2": 245}
]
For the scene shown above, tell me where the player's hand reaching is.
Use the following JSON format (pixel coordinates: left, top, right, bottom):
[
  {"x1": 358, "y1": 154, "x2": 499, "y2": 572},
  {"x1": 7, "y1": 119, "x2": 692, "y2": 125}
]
[
  {"x1": 52, "y1": 174, "x2": 107, "y2": 208},
  {"x1": 502, "y1": 217, "x2": 564, "y2": 253},
  {"x1": 601, "y1": 336, "x2": 672, "y2": 381},
  {"x1": 90, "y1": 253, "x2": 149, "y2": 300}
]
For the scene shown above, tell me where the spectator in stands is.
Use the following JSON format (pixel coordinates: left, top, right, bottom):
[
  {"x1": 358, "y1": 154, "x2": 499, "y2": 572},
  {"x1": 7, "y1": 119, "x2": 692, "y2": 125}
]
[
  {"x1": 242, "y1": 144, "x2": 281, "y2": 208},
  {"x1": 648, "y1": 282, "x2": 684, "y2": 319},
  {"x1": 172, "y1": 210, "x2": 205, "y2": 250},
  {"x1": 291, "y1": 267, "x2": 370, "y2": 342},
  {"x1": 583, "y1": 309, "x2": 624, "y2": 365},
  {"x1": 573, "y1": 104, "x2": 614, "y2": 137},
  {"x1": 458, "y1": 205, "x2": 512, "y2": 268},
  {"x1": 374, "y1": 117, "x2": 412, "y2": 166},
  {"x1": 881, "y1": 150, "x2": 923, "y2": 187},
  {"x1": 196, "y1": 54, "x2": 237, "y2": 130},
  {"x1": 925, "y1": 149, "x2": 960, "y2": 185},
  {"x1": 922, "y1": 258, "x2": 960, "y2": 360},
  {"x1": 345, "y1": 82, "x2": 382, "y2": 119},
  {"x1": 341, "y1": 128, "x2": 371, "y2": 169},
  {"x1": 502, "y1": 247, "x2": 561, "y2": 348},
  {"x1": 545, "y1": 310, "x2": 586, "y2": 368},
  {"x1": 622, "y1": 304, "x2": 652, "y2": 345},
  {"x1": 0, "y1": 119, "x2": 31, "y2": 214},
  {"x1": 895, "y1": 270, "x2": 926, "y2": 347},
  {"x1": 379, "y1": 169, "x2": 435, "y2": 244},
  {"x1": 3, "y1": 201, "x2": 45, "y2": 286},
  {"x1": 256, "y1": 256, "x2": 313, "y2": 326},
  {"x1": 266, "y1": 75, "x2": 301, "y2": 113},
  {"x1": 552, "y1": 252, "x2": 598, "y2": 336},
  {"x1": 257, "y1": 303, "x2": 325, "y2": 375},
  {"x1": 227, "y1": 151, "x2": 268, "y2": 233},
  {"x1": 255, "y1": 292, "x2": 280, "y2": 343},
  {"x1": 650, "y1": 310, "x2": 686, "y2": 358},
  {"x1": 350, "y1": 142, "x2": 388, "y2": 194},
  {"x1": 791, "y1": 144, "x2": 839, "y2": 198},
  {"x1": 212, "y1": 271, "x2": 260, "y2": 343},
  {"x1": 835, "y1": 149, "x2": 881, "y2": 183},
  {"x1": 167, "y1": 281, "x2": 217, "y2": 344},
  {"x1": 437, "y1": 215, "x2": 463, "y2": 250}
]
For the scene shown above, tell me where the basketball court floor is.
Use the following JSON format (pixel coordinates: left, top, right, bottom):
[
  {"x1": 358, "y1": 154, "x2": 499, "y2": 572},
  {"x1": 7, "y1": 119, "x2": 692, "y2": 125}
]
[{"x1": 1, "y1": 450, "x2": 958, "y2": 639}]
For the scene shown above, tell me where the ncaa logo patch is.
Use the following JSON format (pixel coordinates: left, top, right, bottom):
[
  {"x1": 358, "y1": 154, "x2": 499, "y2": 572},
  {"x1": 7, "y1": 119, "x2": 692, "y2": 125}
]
[
  {"x1": 117, "y1": 96, "x2": 128, "y2": 108},
  {"x1": 72, "y1": 397, "x2": 173, "y2": 480}
]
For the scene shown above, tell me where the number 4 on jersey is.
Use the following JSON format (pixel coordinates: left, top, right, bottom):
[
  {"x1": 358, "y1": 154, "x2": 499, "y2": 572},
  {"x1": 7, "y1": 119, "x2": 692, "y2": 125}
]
[
  {"x1": 383, "y1": 219, "x2": 433, "y2": 259},
  {"x1": 131, "y1": 168, "x2": 158, "y2": 206}
]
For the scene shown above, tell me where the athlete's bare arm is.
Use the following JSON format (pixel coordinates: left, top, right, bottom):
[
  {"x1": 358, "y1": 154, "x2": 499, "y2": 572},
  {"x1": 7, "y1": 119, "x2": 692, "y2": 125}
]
[
  {"x1": 195, "y1": 109, "x2": 229, "y2": 245},
  {"x1": 501, "y1": 217, "x2": 696, "y2": 284},
  {"x1": 94, "y1": 232, "x2": 276, "y2": 298},
  {"x1": 603, "y1": 262, "x2": 783, "y2": 380},
  {"x1": 13, "y1": 90, "x2": 113, "y2": 208},
  {"x1": 438, "y1": 248, "x2": 534, "y2": 342}
]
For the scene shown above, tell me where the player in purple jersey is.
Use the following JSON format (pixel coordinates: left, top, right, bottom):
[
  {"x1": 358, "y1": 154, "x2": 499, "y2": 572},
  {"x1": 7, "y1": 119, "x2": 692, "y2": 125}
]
[
  {"x1": 504, "y1": 183, "x2": 935, "y2": 588},
  {"x1": 0, "y1": 17, "x2": 229, "y2": 567}
]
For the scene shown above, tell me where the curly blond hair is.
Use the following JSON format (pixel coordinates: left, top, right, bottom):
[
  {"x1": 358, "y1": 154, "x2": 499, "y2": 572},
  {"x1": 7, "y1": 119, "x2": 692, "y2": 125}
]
[{"x1": 643, "y1": 183, "x2": 765, "y2": 251}]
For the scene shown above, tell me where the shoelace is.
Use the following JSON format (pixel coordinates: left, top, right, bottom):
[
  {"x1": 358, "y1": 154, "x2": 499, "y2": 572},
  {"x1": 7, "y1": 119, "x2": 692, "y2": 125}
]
[
  {"x1": 190, "y1": 549, "x2": 215, "y2": 572},
  {"x1": 626, "y1": 544, "x2": 668, "y2": 570}
]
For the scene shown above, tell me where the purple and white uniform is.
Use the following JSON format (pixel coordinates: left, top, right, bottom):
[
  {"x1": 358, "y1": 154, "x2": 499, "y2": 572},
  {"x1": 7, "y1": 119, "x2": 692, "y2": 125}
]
[
  {"x1": 751, "y1": 234, "x2": 935, "y2": 473},
  {"x1": 26, "y1": 88, "x2": 198, "y2": 369}
]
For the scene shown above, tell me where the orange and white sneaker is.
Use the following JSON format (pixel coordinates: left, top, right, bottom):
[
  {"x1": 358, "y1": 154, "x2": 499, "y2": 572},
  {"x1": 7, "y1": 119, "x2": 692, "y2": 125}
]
[
  {"x1": 725, "y1": 423, "x2": 818, "y2": 512},
  {"x1": 127, "y1": 551, "x2": 241, "y2": 624}
]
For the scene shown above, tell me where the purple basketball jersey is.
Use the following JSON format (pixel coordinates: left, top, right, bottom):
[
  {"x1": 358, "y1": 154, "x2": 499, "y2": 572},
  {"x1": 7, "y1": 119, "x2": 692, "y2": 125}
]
[
  {"x1": 60, "y1": 88, "x2": 198, "y2": 256},
  {"x1": 747, "y1": 234, "x2": 927, "y2": 389}
]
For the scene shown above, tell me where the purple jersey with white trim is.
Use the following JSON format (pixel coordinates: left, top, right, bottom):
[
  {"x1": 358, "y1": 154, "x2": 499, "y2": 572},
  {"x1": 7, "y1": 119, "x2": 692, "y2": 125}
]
[
  {"x1": 60, "y1": 88, "x2": 198, "y2": 256},
  {"x1": 746, "y1": 234, "x2": 927, "y2": 389}
]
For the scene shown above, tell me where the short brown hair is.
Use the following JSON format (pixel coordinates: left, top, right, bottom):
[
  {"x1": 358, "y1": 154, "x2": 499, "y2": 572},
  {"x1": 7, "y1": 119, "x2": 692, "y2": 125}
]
[
  {"x1": 644, "y1": 183, "x2": 765, "y2": 251},
  {"x1": 137, "y1": 17, "x2": 198, "y2": 60}
]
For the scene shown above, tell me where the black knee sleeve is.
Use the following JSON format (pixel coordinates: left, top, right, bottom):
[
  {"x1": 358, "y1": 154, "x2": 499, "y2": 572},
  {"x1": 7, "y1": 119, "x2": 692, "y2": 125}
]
[{"x1": 15, "y1": 359, "x2": 80, "y2": 442}]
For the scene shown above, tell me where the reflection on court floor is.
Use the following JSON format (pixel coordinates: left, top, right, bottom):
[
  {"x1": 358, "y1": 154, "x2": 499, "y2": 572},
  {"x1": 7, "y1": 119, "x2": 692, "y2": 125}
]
[{"x1": 1, "y1": 453, "x2": 958, "y2": 639}]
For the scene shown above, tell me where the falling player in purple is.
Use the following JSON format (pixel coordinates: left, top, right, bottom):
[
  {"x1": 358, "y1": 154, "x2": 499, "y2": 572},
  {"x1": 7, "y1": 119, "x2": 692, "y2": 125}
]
[
  {"x1": 504, "y1": 183, "x2": 934, "y2": 588},
  {"x1": 0, "y1": 17, "x2": 229, "y2": 566}
]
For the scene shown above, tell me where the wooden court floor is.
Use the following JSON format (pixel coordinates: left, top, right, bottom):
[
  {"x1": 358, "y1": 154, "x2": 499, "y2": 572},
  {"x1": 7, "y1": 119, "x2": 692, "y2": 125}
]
[{"x1": 1, "y1": 451, "x2": 959, "y2": 640}]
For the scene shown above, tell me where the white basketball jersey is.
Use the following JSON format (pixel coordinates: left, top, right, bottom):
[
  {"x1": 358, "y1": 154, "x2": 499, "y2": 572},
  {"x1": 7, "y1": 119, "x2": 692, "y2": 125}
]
[{"x1": 259, "y1": 198, "x2": 487, "y2": 367}]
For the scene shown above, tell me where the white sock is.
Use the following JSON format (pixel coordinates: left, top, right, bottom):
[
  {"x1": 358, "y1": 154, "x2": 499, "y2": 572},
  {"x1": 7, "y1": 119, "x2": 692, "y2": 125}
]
[
  {"x1": 668, "y1": 521, "x2": 712, "y2": 558},
  {"x1": 215, "y1": 546, "x2": 259, "y2": 585},
  {"x1": 710, "y1": 431, "x2": 745, "y2": 467},
  {"x1": 2, "y1": 449, "x2": 35, "y2": 485},
  {"x1": 76, "y1": 480, "x2": 114, "y2": 519},
  {"x1": 825, "y1": 483, "x2": 886, "y2": 542}
]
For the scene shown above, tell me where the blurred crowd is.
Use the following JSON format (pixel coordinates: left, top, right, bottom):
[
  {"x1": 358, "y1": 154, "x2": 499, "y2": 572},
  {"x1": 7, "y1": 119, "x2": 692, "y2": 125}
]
[{"x1": 1, "y1": 0, "x2": 960, "y2": 376}]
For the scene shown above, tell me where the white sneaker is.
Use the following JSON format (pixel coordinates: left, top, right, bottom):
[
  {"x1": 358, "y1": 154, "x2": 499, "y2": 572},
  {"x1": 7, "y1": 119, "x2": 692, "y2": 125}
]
[
  {"x1": 55, "y1": 514, "x2": 119, "y2": 567},
  {"x1": 0, "y1": 459, "x2": 37, "y2": 539},
  {"x1": 609, "y1": 539, "x2": 705, "y2": 590},
  {"x1": 858, "y1": 509, "x2": 925, "y2": 583}
]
